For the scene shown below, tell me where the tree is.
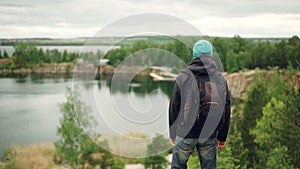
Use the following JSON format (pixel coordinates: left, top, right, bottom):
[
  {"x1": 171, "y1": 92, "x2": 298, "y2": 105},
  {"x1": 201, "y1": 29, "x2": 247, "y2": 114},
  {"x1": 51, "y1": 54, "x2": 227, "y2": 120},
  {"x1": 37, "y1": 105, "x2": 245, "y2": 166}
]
[
  {"x1": 13, "y1": 43, "x2": 29, "y2": 68},
  {"x1": 274, "y1": 40, "x2": 288, "y2": 68},
  {"x1": 238, "y1": 75, "x2": 269, "y2": 168},
  {"x1": 251, "y1": 98, "x2": 296, "y2": 169},
  {"x1": 212, "y1": 37, "x2": 229, "y2": 71},
  {"x1": 37, "y1": 48, "x2": 45, "y2": 64},
  {"x1": 226, "y1": 51, "x2": 240, "y2": 73},
  {"x1": 144, "y1": 134, "x2": 170, "y2": 169},
  {"x1": 250, "y1": 72, "x2": 300, "y2": 168},
  {"x1": 232, "y1": 35, "x2": 248, "y2": 54},
  {"x1": 224, "y1": 98, "x2": 249, "y2": 168},
  {"x1": 217, "y1": 144, "x2": 245, "y2": 169},
  {"x1": 55, "y1": 87, "x2": 118, "y2": 169},
  {"x1": 62, "y1": 50, "x2": 69, "y2": 62},
  {"x1": 251, "y1": 98, "x2": 286, "y2": 167},
  {"x1": 3, "y1": 50, "x2": 9, "y2": 58},
  {"x1": 283, "y1": 86, "x2": 300, "y2": 167},
  {"x1": 288, "y1": 35, "x2": 299, "y2": 46},
  {"x1": 266, "y1": 146, "x2": 295, "y2": 169}
]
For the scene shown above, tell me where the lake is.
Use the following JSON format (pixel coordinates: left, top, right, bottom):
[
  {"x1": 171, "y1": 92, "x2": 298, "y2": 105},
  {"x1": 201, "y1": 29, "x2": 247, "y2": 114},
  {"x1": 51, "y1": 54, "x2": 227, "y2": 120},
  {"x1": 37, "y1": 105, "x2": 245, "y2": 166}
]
[{"x1": 0, "y1": 75, "x2": 174, "y2": 158}]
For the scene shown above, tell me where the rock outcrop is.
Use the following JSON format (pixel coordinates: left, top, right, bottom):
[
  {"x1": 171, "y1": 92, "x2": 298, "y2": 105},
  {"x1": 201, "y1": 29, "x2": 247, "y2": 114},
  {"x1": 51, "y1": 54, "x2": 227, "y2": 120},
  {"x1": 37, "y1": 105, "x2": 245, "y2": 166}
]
[
  {"x1": 226, "y1": 70, "x2": 300, "y2": 99},
  {"x1": 226, "y1": 70, "x2": 256, "y2": 99}
]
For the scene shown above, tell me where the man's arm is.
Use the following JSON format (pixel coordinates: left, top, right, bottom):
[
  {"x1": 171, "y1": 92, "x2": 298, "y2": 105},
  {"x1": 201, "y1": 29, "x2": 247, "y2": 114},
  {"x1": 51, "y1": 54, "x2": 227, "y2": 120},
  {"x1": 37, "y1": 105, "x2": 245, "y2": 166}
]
[
  {"x1": 217, "y1": 82, "x2": 231, "y2": 142},
  {"x1": 169, "y1": 81, "x2": 181, "y2": 141}
]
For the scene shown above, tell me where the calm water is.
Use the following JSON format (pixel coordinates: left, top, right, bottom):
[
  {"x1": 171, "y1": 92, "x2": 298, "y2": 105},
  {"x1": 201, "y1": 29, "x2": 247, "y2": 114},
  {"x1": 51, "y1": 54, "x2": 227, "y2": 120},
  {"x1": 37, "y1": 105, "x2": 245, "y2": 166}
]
[{"x1": 0, "y1": 75, "x2": 173, "y2": 158}]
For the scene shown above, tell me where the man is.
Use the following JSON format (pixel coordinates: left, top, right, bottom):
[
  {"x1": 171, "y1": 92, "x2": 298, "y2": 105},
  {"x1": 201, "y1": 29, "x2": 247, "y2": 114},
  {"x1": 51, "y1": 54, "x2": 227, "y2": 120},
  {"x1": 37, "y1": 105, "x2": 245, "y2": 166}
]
[{"x1": 169, "y1": 40, "x2": 231, "y2": 169}]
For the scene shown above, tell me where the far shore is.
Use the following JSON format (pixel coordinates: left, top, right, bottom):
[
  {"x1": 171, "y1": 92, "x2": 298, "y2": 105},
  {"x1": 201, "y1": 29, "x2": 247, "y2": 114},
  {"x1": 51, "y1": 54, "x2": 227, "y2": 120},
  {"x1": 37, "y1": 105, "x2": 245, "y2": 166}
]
[{"x1": 1, "y1": 66, "x2": 299, "y2": 99}]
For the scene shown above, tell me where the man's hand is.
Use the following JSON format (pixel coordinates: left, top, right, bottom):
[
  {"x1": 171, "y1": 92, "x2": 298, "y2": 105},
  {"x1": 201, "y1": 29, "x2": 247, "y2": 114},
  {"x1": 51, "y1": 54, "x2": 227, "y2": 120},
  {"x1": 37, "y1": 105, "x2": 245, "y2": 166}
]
[
  {"x1": 217, "y1": 140, "x2": 226, "y2": 148},
  {"x1": 170, "y1": 139, "x2": 175, "y2": 145}
]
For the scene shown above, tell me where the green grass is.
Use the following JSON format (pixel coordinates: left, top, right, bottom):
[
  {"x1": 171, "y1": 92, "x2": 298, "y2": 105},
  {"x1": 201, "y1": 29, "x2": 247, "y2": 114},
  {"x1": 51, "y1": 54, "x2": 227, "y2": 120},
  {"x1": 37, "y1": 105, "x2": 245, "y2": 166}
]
[{"x1": 97, "y1": 132, "x2": 151, "y2": 158}]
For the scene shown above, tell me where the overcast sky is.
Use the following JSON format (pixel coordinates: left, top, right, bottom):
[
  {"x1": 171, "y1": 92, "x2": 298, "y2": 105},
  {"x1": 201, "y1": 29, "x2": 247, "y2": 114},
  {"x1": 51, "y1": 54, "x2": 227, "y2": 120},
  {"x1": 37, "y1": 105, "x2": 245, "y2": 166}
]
[{"x1": 1, "y1": 0, "x2": 300, "y2": 38}]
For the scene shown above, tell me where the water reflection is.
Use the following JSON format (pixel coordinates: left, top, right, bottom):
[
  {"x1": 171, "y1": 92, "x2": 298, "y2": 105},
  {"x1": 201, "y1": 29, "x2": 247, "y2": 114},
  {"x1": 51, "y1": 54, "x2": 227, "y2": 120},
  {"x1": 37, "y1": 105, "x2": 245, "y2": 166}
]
[{"x1": 0, "y1": 74, "x2": 175, "y2": 158}]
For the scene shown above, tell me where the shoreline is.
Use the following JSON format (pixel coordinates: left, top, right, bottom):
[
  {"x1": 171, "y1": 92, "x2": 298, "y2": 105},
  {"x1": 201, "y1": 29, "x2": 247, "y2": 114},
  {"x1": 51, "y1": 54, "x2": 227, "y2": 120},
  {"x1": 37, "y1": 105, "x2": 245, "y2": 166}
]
[{"x1": 1, "y1": 65, "x2": 299, "y2": 99}]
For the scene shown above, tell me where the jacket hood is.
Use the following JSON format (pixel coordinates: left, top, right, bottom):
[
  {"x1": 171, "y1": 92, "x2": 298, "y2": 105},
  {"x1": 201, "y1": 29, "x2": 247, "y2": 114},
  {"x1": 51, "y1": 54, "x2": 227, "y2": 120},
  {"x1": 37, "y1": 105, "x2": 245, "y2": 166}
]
[{"x1": 188, "y1": 55, "x2": 219, "y2": 76}]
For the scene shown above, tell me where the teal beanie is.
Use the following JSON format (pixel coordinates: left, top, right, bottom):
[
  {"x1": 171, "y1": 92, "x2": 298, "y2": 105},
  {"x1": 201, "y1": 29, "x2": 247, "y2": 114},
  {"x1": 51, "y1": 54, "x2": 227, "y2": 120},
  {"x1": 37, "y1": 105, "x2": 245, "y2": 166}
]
[{"x1": 193, "y1": 40, "x2": 213, "y2": 58}]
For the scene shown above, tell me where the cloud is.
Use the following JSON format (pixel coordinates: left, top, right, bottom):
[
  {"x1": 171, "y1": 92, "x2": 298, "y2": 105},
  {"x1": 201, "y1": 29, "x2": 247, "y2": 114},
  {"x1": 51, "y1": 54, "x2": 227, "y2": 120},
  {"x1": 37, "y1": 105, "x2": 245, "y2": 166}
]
[
  {"x1": 191, "y1": 13, "x2": 300, "y2": 37},
  {"x1": 186, "y1": 0, "x2": 300, "y2": 16},
  {"x1": 0, "y1": 0, "x2": 299, "y2": 38}
]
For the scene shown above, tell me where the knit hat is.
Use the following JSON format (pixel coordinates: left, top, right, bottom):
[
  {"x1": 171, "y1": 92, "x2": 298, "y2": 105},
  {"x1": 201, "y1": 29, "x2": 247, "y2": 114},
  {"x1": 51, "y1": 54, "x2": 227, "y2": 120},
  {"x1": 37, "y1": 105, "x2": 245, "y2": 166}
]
[{"x1": 193, "y1": 40, "x2": 213, "y2": 58}]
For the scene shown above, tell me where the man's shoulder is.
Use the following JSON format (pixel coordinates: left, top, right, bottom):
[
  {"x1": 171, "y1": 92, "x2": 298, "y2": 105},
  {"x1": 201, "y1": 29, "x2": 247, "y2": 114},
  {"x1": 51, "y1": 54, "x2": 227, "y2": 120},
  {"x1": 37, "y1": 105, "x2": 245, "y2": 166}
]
[{"x1": 176, "y1": 69, "x2": 193, "y2": 81}]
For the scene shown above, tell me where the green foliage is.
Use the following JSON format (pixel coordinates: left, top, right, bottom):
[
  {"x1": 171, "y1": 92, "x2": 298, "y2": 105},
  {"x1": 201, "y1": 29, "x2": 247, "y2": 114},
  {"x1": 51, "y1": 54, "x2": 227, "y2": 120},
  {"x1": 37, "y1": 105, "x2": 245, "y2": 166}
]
[
  {"x1": 251, "y1": 98, "x2": 286, "y2": 166},
  {"x1": 110, "y1": 156, "x2": 126, "y2": 169},
  {"x1": 8, "y1": 43, "x2": 80, "y2": 69},
  {"x1": 55, "y1": 87, "x2": 119, "y2": 169},
  {"x1": 144, "y1": 134, "x2": 170, "y2": 169},
  {"x1": 266, "y1": 146, "x2": 295, "y2": 169},
  {"x1": 234, "y1": 70, "x2": 300, "y2": 169},
  {"x1": 3, "y1": 50, "x2": 9, "y2": 58},
  {"x1": 252, "y1": 98, "x2": 298, "y2": 169},
  {"x1": 104, "y1": 35, "x2": 300, "y2": 73},
  {"x1": 238, "y1": 75, "x2": 269, "y2": 168},
  {"x1": 288, "y1": 35, "x2": 299, "y2": 46},
  {"x1": 78, "y1": 50, "x2": 104, "y2": 66},
  {"x1": 217, "y1": 144, "x2": 246, "y2": 169},
  {"x1": 187, "y1": 141, "x2": 246, "y2": 169}
]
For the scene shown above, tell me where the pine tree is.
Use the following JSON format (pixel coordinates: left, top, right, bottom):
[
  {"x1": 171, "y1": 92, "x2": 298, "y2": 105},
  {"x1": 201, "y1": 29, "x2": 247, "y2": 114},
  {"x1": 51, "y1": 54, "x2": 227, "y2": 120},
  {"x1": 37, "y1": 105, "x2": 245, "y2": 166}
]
[
  {"x1": 3, "y1": 50, "x2": 9, "y2": 58},
  {"x1": 251, "y1": 98, "x2": 296, "y2": 169},
  {"x1": 217, "y1": 144, "x2": 246, "y2": 169},
  {"x1": 266, "y1": 146, "x2": 295, "y2": 169},
  {"x1": 238, "y1": 75, "x2": 269, "y2": 168},
  {"x1": 251, "y1": 75, "x2": 300, "y2": 168}
]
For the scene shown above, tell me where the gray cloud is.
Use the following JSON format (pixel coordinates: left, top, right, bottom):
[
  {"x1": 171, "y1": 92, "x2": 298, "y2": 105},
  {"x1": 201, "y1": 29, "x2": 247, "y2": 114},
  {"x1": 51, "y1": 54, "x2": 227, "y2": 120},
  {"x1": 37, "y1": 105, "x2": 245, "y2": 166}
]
[
  {"x1": 187, "y1": 0, "x2": 300, "y2": 16},
  {"x1": 0, "y1": 0, "x2": 299, "y2": 38}
]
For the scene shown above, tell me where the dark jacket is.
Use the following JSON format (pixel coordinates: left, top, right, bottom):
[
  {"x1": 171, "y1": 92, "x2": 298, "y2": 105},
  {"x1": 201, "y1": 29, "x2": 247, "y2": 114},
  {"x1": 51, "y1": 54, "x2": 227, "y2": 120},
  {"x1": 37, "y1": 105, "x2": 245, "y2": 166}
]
[{"x1": 169, "y1": 55, "x2": 231, "y2": 142}]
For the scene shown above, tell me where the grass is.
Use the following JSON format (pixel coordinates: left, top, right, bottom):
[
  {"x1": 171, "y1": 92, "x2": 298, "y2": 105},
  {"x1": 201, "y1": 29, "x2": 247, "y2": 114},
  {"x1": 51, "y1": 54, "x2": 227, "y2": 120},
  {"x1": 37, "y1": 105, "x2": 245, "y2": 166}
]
[
  {"x1": 3, "y1": 143, "x2": 56, "y2": 169},
  {"x1": 97, "y1": 132, "x2": 151, "y2": 158},
  {"x1": 1, "y1": 132, "x2": 168, "y2": 168}
]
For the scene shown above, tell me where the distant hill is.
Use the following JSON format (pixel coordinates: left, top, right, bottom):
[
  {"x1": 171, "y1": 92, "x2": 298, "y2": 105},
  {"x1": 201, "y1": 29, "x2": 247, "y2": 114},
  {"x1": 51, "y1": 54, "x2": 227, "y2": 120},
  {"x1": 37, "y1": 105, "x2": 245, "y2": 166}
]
[{"x1": 0, "y1": 36, "x2": 289, "y2": 46}]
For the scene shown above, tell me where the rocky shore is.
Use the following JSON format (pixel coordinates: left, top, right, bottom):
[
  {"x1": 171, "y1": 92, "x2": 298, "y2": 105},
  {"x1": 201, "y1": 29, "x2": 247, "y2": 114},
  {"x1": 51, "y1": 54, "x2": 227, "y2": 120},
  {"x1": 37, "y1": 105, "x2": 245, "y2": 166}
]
[{"x1": 1, "y1": 64, "x2": 299, "y2": 99}]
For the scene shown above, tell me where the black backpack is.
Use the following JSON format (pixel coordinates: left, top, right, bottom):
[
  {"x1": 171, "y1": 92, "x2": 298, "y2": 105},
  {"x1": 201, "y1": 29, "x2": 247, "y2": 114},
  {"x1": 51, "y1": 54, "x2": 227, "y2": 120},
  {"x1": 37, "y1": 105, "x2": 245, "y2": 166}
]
[{"x1": 182, "y1": 69, "x2": 227, "y2": 132}]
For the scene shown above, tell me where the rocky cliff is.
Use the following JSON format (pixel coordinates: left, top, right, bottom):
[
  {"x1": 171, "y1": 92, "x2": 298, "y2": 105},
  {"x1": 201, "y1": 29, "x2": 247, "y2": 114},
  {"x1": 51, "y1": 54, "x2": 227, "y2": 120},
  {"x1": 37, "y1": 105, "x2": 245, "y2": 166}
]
[{"x1": 226, "y1": 70, "x2": 300, "y2": 99}]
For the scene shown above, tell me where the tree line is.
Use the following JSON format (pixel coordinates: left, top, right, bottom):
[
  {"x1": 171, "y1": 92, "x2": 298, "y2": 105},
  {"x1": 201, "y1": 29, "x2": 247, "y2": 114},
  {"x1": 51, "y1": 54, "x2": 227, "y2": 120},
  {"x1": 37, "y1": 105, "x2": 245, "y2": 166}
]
[
  {"x1": 105, "y1": 35, "x2": 300, "y2": 73},
  {"x1": 2, "y1": 35, "x2": 299, "y2": 73},
  {"x1": 1, "y1": 43, "x2": 104, "y2": 69}
]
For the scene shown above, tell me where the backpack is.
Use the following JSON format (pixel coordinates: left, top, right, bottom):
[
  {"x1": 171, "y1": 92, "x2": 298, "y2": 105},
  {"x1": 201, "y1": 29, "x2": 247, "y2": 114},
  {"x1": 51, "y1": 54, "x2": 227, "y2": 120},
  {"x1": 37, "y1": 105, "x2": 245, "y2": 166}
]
[
  {"x1": 181, "y1": 69, "x2": 227, "y2": 132},
  {"x1": 194, "y1": 72, "x2": 227, "y2": 131}
]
